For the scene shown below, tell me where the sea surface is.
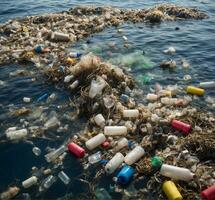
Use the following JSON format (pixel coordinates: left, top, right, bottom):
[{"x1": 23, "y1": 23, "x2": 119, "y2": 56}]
[{"x1": 0, "y1": 0, "x2": 215, "y2": 199}]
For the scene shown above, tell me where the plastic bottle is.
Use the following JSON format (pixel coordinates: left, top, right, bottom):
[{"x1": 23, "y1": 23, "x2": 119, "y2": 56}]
[
  {"x1": 89, "y1": 76, "x2": 106, "y2": 98},
  {"x1": 6, "y1": 128, "x2": 28, "y2": 140},
  {"x1": 0, "y1": 186, "x2": 20, "y2": 200},
  {"x1": 172, "y1": 119, "x2": 191, "y2": 135},
  {"x1": 88, "y1": 151, "x2": 102, "y2": 164},
  {"x1": 43, "y1": 175, "x2": 56, "y2": 189},
  {"x1": 146, "y1": 93, "x2": 158, "y2": 101},
  {"x1": 58, "y1": 171, "x2": 71, "y2": 185},
  {"x1": 51, "y1": 32, "x2": 70, "y2": 42},
  {"x1": 69, "y1": 52, "x2": 82, "y2": 58},
  {"x1": 45, "y1": 145, "x2": 66, "y2": 162},
  {"x1": 64, "y1": 75, "x2": 74, "y2": 83},
  {"x1": 85, "y1": 133, "x2": 106, "y2": 150},
  {"x1": 68, "y1": 142, "x2": 85, "y2": 158},
  {"x1": 94, "y1": 114, "x2": 105, "y2": 127},
  {"x1": 105, "y1": 153, "x2": 124, "y2": 174},
  {"x1": 22, "y1": 176, "x2": 38, "y2": 188},
  {"x1": 123, "y1": 109, "x2": 139, "y2": 118},
  {"x1": 69, "y1": 80, "x2": 79, "y2": 90},
  {"x1": 201, "y1": 184, "x2": 215, "y2": 200},
  {"x1": 186, "y1": 86, "x2": 205, "y2": 96},
  {"x1": 124, "y1": 146, "x2": 145, "y2": 165},
  {"x1": 104, "y1": 126, "x2": 127, "y2": 136},
  {"x1": 23, "y1": 97, "x2": 31, "y2": 103},
  {"x1": 162, "y1": 181, "x2": 182, "y2": 200},
  {"x1": 199, "y1": 81, "x2": 215, "y2": 89},
  {"x1": 113, "y1": 137, "x2": 128, "y2": 152},
  {"x1": 32, "y1": 147, "x2": 41, "y2": 156},
  {"x1": 160, "y1": 164, "x2": 194, "y2": 181},
  {"x1": 117, "y1": 165, "x2": 135, "y2": 185}
]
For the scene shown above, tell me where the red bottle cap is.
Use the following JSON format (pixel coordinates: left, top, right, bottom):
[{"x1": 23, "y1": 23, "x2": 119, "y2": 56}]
[
  {"x1": 68, "y1": 142, "x2": 85, "y2": 158},
  {"x1": 201, "y1": 185, "x2": 215, "y2": 200},
  {"x1": 172, "y1": 119, "x2": 191, "y2": 135},
  {"x1": 101, "y1": 141, "x2": 110, "y2": 149}
]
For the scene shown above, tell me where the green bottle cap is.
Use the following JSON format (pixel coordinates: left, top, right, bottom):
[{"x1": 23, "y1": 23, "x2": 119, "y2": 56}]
[{"x1": 151, "y1": 156, "x2": 163, "y2": 169}]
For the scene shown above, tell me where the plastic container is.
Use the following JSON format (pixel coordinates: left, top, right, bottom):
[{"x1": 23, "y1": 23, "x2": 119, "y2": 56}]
[
  {"x1": 88, "y1": 151, "x2": 102, "y2": 164},
  {"x1": 124, "y1": 146, "x2": 145, "y2": 165},
  {"x1": 58, "y1": 171, "x2": 71, "y2": 185},
  {"x1": 68, "y1": 142, "x2": 85, "y2": 158},
  {"x1": 162, "y1": 181, "x2": 182, "y2": 200},
  {"x1": 85, "y1": 133, "x2": 106, "y2": 150},
  {"x1": 23, "y1": 97, "x2": 31, "y2": 103},
  {"x1": 69, "y1": 52, "x2": 82, "y2": 58},
  {"x1": 146, "y1": 93, "x2": 158, "y2": 101},
  {"x1": 117, "y1": 165, "x2": 135, "y2": 185},
  {"x1": 186, "y1": 86, "x2": 205, "y2": 96},
  {"x1": 51, "y1": 32, "x2": 70, "y2": 42},
  {"x1": 0, "y1": 187, "x2": 20, "y2": 200},
  {"x1": 113, "y1": 137, "x2": 128, "y2": 152},
  {"x1": 22, "y1": 176, "x2": 38, "y2": 188},
  {"x1": 6, "y1": 129, "x2": 28, "y2": 140},
  {"x1": 94, "y1": 114, "x2": 105, "y2": 127},
  {"x1": 199, "y1": 81, "x2": 215, "y2": 89},
  {"x1": 105, "y1": 152, "x2": 124, "y2": 174},
  {"x1": 172, "y1": 119, "x2": 191, "y2": 135},
  {"x1": 104, "y1": 126, "x2": 127, "y2": 136},
  {"x1": 160, "y1": 164, "x2": 194, "y2": 181},
  {"x1": 89, "y1": 76, "x2": 106, "y2": 98},
  {"x1": 201, "y1": 184, "x2": 215, "y2": 200},
  {"x1": 45, "y1": 145, "x2": 66, "y2": 162},
  {"x1": 123, "y1": 109, "x2": 139, "y2": 118},
  {"x1": 43, "y1": 175, "x2": 56, "y2": 189}
]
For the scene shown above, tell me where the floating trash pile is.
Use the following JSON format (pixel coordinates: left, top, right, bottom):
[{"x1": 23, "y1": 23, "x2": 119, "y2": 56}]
[{"x1": 0, "y1": 3, "x2": 214, "y2": 200}]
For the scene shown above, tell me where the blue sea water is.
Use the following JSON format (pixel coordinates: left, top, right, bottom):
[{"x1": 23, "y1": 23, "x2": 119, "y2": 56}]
[{"x1": 0, "y1": 0, "x2": 215, "y2": 199}]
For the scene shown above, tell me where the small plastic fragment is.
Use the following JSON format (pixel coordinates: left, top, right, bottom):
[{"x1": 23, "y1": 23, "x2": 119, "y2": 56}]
[{"x1": 88, "y1": 151, "x2": 102, "y2": 164}]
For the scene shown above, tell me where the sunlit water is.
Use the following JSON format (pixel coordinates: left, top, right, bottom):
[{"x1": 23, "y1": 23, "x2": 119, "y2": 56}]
[{"x1": 0, "y1": 0, "x2": 215, "y2": 199}]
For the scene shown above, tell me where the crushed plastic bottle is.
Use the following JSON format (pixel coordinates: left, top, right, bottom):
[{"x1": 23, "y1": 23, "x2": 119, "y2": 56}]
[{"x1": 88, "y1": 151, "x2": 102, "y2": 164}]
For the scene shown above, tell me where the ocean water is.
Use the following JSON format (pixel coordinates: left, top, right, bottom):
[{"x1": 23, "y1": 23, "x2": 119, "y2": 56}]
[{"x1": 0, "y1": 0, "x2": 215, "y2": 199}]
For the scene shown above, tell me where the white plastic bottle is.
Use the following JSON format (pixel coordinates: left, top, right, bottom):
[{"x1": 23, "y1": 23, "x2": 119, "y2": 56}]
[
  {"x1": 85, "y1": 133, "x2": 106, "y2": 150},
  {"x1": 124, "y1": 146, "x2": 145, "y2": 165},
  {"x1": 199, "y1": 81, "x2": 215, "y2": 89},
  {"x1": 22, "y1": 176, "x2": 38, "y2": 188},
  {"x1": 113, "y1": 137, "x2": 128, "y2": 152},
  {"x1": 58, "y1": 171, "x2": 71, "y2": 185},
  {"x1": 6, "y1": 129, "x2": 28, "y2": 140},
  {"x1": 94, "y1": 114, "x2": 105, "y2": 127},
  {"x1": 104, "y1": 126, "x2": 127, "y2": 136},
  {"x1": 123, "y1": 109, "x2": 139, "y2": 118},
  {"x1": 105, "y1": 153, "x2": 124, "y2": 174},
  {"x1": 160, "y1": 164, "x2": 194, "y2": 181},
  {"x1": 146, "y1": 93, "x2": 158, "y2": 101}
]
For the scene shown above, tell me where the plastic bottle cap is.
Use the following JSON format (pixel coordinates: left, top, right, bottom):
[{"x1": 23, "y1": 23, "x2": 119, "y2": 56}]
[{"x1": 151, "y1": 156, "x2": 163, "y2": 169}]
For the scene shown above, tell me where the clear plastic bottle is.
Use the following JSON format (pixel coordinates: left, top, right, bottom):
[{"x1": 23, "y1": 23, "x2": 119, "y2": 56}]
[
  {"x1": 45, "y1": 145, "x2": 66, "y2": 163},
  {"x1": 58, "y1": 171, "x2": 71, "y2": 185},
  {"x1": 88, "y1": 151, "x2": 102, "y2": 164},
  {"x1": 43, "y1": 175, "x2": 56, "y2": 189}
]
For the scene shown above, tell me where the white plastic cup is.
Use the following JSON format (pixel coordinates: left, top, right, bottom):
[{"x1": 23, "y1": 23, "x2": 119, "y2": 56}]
[
  {"x1": 124, "y1": 146, "x2": 145, "y2": 165},
  {"x1": 105, "y1": 153, "x2": 124, "y2": 174},
  {"x1": 160, "y1": 164, "x2": 194, "y2": 181},
  {"x1": 146, "y1": 93, "x2": 158, "y2": 101},
  {"x1": 94, "y1": 114, "x2": 105, "y2": 127},
  {"x1": 113, "y1": 137, "x2": 128, "y2": 152},
  {"x1": 123, "y1": 109, "x2": 139, "y2": 118},
  {"x1": 6, "y1": 129, "x2": 28, "y2": 140},
  {"x1": 85, "y1": 133, "x2": 106, "y2": 150},
  {"x1": 22, "y1": 176, "x2": 38, "y2": 188},
  {"x1": 199, "y1": 81, "x2": 215, "y2": 89},
  {"x1": 104, "y1": 126, "x2": 127, "y2": 136}
]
